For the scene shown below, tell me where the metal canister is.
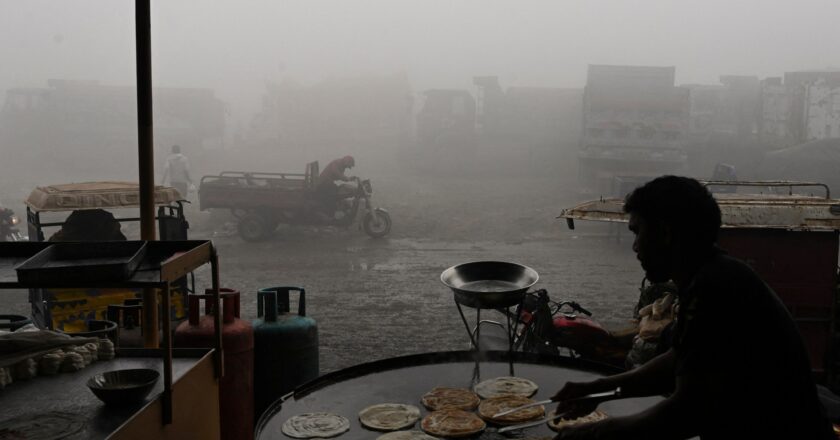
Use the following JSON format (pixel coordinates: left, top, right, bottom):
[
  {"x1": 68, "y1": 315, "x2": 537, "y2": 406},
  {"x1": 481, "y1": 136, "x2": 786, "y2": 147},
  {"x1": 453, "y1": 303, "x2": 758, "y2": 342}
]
[
  {"x1": 174, "y1": 288, "x2": 254, "y2": 440},
  {"x1": 253, "y1": 287, "x2": 319, "y2": 421}
]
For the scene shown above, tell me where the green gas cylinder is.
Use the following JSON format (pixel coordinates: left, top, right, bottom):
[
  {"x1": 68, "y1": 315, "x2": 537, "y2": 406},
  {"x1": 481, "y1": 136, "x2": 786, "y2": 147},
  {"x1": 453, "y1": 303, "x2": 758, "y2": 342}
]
[{"x1": 253, "y1": 286, "x2": 319, "y2": 421}]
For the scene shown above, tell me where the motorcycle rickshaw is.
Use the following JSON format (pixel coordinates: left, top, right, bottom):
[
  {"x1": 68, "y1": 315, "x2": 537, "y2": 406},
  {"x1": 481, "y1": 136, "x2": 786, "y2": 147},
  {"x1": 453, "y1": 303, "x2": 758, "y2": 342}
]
[{"x1": 23, "y1": 181, "x2": 191, "y2": 331}]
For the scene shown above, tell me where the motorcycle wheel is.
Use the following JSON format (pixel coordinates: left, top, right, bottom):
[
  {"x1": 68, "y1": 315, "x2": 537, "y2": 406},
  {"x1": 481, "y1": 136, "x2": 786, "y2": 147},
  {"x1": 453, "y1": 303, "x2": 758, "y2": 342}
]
[
  {"x1": 363, "y1": 210, "x2": 391, "y2": 238},
  {"x1": 238, "y1": 213, "x2": 271, "y2": 242}
]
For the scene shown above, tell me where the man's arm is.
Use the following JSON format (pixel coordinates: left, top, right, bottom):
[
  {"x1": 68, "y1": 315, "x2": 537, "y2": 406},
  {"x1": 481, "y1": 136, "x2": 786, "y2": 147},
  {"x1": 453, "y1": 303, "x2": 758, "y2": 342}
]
[
  {"x1": 556, "y1": 372, "x2": 700, "y2": 440},
  {"x1": 554, "y1": 348, "x2": 676, "y2": 406}
]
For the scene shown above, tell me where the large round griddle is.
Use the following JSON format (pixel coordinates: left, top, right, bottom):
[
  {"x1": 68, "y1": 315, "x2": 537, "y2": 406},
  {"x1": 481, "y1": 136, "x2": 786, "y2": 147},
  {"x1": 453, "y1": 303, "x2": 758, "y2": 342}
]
[
  {"x1": 256, "y1": 351, "x2": 663, "y2": 440},
  {"x1": 441, "y1": 261, "x2": 538, "y2": 309}
]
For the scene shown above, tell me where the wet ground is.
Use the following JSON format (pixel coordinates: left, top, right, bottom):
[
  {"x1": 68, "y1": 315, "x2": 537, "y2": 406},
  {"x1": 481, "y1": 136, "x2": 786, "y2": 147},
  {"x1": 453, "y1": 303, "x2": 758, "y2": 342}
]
[{"x1": 3, "y1": 172, "x2": 645, "y2": 374}]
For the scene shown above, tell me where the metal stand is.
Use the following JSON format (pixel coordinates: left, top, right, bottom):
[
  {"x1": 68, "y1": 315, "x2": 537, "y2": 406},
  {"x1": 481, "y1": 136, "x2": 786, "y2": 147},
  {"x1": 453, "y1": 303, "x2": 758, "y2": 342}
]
[{"x1": 455, "y1": 300, "x2": 523, "y2": 378}]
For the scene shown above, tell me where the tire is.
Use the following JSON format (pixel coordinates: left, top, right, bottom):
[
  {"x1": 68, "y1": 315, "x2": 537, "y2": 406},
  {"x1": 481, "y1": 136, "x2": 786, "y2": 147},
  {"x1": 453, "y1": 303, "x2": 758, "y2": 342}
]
[
  {"x1": 363, "y1": 210, "x2": 391, "y2": 238},
  {"x1": 237, "y1": 213, "x2": 271, "y2": 242}
]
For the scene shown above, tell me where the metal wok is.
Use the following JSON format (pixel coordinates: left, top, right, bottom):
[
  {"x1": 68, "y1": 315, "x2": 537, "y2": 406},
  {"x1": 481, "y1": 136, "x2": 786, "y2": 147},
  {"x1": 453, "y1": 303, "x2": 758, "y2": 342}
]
[{"x1": 441, "y1": 261, "x2": 539, "y2": 309}]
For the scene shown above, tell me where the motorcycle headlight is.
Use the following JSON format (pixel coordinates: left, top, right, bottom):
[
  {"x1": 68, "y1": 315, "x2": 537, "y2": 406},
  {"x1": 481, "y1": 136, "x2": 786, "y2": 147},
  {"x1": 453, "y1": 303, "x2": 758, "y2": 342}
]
[{"x1": 10, "y1": 215, "x2": 19, "y2": 225}]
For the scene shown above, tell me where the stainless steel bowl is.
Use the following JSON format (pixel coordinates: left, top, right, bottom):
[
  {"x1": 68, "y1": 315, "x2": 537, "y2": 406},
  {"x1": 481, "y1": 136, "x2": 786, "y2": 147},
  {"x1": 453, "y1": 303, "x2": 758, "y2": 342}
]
[{"x1": 440, "y1": 261, "x2": 539, "y2": 308}]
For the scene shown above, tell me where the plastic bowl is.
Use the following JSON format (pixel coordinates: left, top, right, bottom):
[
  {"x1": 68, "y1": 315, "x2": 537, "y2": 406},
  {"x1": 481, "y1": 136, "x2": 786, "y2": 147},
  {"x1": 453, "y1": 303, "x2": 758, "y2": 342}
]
[{"x1": 87, "y1": 368, "x2": 160, "y2": 406}]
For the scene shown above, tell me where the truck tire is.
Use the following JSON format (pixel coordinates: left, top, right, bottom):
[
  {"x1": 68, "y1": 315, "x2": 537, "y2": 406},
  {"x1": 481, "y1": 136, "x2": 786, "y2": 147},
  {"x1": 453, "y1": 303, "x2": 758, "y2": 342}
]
[
  {"x1": 363, "y1": 209, "x2": 391, "y2": 238},
  {"x1": 238, "y1": 213, "x2": 271, "y2": 242}
]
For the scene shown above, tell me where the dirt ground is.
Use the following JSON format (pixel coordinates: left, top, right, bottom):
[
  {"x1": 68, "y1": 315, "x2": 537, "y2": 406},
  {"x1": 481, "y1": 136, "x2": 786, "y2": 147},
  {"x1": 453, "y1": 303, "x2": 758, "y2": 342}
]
[
  {"x1": 185, "y1": 169, "x2": 644, "y2": 373},
  {"x1": 2, "y1": 157, "x2": 645, "y2": 374}
]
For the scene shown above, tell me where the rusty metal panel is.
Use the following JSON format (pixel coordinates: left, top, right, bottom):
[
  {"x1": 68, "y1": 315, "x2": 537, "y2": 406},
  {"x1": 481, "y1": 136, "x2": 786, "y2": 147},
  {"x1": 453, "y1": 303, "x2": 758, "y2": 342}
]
[{"x1": 719, "y1": 228, "x2": 838, "y2": 376}]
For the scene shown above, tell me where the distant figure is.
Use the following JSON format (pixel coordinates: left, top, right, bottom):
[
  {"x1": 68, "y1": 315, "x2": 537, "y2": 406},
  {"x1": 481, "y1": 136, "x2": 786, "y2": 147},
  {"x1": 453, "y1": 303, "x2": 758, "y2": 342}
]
[
  {"x1": 711, "y1": 163, "x2": 737, "y2": 194},
  {"x1": 316, "y1": 155, "x2": 355, "y2": 211},
  {"x1": 49, "y1": 209, "x2": 126, "y2": 241},
  {"x1": 161, "y1": 145, "x2": 193, "y2": 200}
]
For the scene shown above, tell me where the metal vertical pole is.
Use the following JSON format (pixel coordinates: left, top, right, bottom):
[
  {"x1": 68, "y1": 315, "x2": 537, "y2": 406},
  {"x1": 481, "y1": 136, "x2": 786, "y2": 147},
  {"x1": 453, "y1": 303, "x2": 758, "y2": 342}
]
[{"x1": 136, "y1": 0, "x2": 159, "y2": 347}]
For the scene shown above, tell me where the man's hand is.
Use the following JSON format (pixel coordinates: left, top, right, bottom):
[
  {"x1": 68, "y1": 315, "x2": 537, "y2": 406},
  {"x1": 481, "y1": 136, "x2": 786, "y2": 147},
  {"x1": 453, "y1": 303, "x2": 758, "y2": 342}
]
[
  {"x1": 552, "y1": 380, "x2": 610, "y2": 418},
  {"x1": 553, "y1": 418, "x2": 621, "y2": 440}
]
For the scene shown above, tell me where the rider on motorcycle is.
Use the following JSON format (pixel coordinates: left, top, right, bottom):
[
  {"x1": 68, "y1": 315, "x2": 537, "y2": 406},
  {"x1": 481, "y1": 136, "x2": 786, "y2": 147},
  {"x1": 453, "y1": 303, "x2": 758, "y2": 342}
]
[
  {"x1": 315, "y1": 155, "x2": 356, "y2": 217},
  {"x1": 0, "y1": 206, "x2": 22, "y2": 241}
]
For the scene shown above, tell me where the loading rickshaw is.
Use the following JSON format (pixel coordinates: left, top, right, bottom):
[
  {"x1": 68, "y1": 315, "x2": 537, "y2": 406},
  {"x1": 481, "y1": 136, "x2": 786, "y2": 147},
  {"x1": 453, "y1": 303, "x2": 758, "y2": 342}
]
[{"x1": 23, "y1": 181, "x2": 192, "y2": 332}]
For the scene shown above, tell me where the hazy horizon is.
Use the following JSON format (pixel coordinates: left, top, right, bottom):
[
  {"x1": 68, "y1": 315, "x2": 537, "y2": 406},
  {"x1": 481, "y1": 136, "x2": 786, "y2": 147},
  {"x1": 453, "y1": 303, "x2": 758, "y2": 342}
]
[{"x1": 2, "y1": 0, "x2": 839, "y2": 124}]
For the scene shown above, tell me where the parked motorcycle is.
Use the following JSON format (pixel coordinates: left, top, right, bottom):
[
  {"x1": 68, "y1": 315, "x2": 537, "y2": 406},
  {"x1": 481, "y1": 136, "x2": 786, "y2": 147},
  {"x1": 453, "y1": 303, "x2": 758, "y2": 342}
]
[
  {"x1": 0, "y1": 207, "x2": 24, "y2": 241},
  {"x1": 478, "y1": 289, "x2": 628, "y2": 367}
]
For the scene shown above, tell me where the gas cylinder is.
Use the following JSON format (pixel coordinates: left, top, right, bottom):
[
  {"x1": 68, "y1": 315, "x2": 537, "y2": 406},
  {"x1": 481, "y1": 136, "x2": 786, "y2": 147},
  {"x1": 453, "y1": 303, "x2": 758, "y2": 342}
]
[
  {"x1": 174, "y1": 288, "x2": 254, "y2": 440},
  {"x1": 253, "y1": 287, "x2": 319, "y2": 421}
]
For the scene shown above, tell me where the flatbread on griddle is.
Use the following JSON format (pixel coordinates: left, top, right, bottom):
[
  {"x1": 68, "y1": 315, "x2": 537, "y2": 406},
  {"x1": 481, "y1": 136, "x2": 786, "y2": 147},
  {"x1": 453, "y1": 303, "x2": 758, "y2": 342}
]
[
  {"x1": 420, "y1": 409, "x2": 486, "y2": 438},
  {"x1": 546, "y1": 409, "x2": 608, "y2": 431},
  {"x1": 282, "y1": 413, "x2": 351, "y2": 439},
  {"x1": 473, "y1": 376, "x2": 538, "y2": 399},
  {"x1": 359, "y1": 403, "x2": 421, "y2": 431},
  {"x1": 376, "y1": 431, "x2": 439, "y2": 440},
  {"x1": 477, "y1": 395, "x2": 545, "y2": 425},
  {"x1": 421, "y1": 387, "x2": 481, "y2": 411}
]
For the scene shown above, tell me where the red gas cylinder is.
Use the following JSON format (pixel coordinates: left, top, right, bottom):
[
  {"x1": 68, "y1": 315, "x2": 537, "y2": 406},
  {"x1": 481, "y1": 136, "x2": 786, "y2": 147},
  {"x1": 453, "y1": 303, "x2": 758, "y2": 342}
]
[{"x1": 175, "y1": 288, "x2": 254, "y2": 440}]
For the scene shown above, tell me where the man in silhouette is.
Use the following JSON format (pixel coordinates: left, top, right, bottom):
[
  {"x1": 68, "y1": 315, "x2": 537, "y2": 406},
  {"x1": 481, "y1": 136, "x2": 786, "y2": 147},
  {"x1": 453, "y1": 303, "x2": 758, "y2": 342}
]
[{"x1": 553, "y1": 176, "x2": 832, "y2": 439}]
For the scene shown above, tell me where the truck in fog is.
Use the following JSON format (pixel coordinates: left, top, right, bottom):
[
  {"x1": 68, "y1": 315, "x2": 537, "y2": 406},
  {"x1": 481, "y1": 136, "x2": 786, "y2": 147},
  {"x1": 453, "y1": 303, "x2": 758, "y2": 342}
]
[{"x1": 578, "y1": 65, "x2": 690, "y2": 195}]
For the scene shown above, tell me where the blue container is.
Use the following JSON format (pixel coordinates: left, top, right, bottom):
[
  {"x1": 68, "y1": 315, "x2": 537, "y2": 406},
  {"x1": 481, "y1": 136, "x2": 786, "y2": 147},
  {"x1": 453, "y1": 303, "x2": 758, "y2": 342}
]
[{"x1": 253, "y1": 287, "x2": 319, "y2": 421}]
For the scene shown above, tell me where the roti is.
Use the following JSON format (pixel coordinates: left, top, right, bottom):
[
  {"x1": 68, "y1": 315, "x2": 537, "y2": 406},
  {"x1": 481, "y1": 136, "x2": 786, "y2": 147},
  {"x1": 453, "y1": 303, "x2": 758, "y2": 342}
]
[
  {"x1": 477, "y1": 395, "x2": 545, "y2": 425},
  {"x1": 473, "y1": 376, "x2": 538, "y2": 399},
  {"x1": 359, "y1": 403, "x2": 422, "y2": 431},
  {"x1": 376, "y1": 431, "x2": 439, "y2": 440},
  {"x1": 281, "y1": 413, "x2": 350, "y2": 439},
  {"x1": 420, "y1": 409, "x2": 486, "y2": 438},
  {"x1": 546, "y1": 410, "x2": 608, "y2": 431},
  {"x1": 421, "y1": 387, "x2": 481, "y2": 411}
]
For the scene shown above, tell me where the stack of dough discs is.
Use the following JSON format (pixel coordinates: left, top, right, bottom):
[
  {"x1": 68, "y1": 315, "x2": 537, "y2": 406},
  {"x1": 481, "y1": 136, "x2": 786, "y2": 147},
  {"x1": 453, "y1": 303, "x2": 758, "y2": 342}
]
[
  {"x1": 477, "y1": 396, "x2": 544, "y2": 425},
  {"x1": 546, "y1": 409, "x2": 608, "y2": 431},
  {"x1": 98, "y1": 339, "x2": 116, "y2": 360},
  {"x1": 421, "y1": 387, "x2": 480, "y2": 411},
  {"x1": 38, "y1": 352, "x2": 64, "y2": 375},
  {"x1": 12, "y1": 358, "x2": 37, "y2": 380},
  {"x1": 73, "y1": 346, "x2": 94, "y2": 365},
  {"x1": 282, "y1": 413, "x2": 350, "y2": 439},
  {"x1": 376, "y1": 431, "x2": 439, "y2": 440},
  {"x1": 420, "y1": 409, "x2": 485, "y2": 438},
  {"x1": 84, "y1": 342, "x2": 100, "y2": 362},
  {"x1": 60, "y1": 352, "x2": 85, "y2": 372},
  {"x1": 473, "y1": 376, "x2": 538, "y2": 399},
  {"x1": 359, "y1": 403, "x2": 421, "y2": 431}
]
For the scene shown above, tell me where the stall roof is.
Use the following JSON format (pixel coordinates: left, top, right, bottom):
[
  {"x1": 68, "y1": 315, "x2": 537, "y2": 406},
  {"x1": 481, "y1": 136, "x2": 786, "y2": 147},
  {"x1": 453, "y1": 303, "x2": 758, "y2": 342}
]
[
  {"x1": 25, "y1": 182, "x2": 182, "y2": 212},
  {"x1": 559, "y1": 184, "x2": 840, "y2": 231}
]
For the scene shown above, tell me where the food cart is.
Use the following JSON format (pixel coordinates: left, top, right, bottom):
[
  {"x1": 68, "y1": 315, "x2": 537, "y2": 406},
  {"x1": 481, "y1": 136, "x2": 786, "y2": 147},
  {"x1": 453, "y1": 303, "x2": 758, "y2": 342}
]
[
  {"x1": 0, "y1": 240, "x2": 223, "y2": 438},
  {"x1": 23, "y1": 182, "x2": 191, "y2": 331}
]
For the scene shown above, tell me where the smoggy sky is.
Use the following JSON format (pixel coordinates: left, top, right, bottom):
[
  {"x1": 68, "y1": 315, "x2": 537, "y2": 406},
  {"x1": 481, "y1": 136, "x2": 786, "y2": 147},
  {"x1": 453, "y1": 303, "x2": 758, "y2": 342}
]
[{"x1": 2, "y1": 0, "x2": 838, "y2": 123}]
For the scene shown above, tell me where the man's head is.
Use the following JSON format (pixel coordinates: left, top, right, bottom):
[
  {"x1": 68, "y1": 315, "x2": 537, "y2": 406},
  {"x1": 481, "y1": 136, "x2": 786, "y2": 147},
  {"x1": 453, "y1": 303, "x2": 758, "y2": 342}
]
[
  {"x1": 172, "y1": 145, "x2": 181, "y2": 154},
  {"x1": 624, "y1": 176, "x2": 721, "y2": 282},
  {"x1": 343, "y1": 155, "x2": 355, "y2": 168}
]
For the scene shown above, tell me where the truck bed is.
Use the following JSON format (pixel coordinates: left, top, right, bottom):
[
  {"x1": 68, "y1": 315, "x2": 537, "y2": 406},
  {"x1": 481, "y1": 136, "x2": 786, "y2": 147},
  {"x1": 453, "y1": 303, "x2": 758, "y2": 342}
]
[{"x1": 198, "y1": 171, "x2": 315, "y2": 211}]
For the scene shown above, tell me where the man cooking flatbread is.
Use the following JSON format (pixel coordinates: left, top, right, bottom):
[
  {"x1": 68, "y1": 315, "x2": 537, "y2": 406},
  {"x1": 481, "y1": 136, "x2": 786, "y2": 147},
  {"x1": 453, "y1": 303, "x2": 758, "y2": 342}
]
[{"x1": 552, "y1": 176, "x2": 833, "y2": 439}]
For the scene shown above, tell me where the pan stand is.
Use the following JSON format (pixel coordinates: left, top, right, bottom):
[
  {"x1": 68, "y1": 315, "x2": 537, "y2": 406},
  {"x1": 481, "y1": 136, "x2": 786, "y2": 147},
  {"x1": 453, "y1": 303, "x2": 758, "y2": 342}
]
[{"x1": 455, "y1": 301, "x2": 524, "y2": 376}]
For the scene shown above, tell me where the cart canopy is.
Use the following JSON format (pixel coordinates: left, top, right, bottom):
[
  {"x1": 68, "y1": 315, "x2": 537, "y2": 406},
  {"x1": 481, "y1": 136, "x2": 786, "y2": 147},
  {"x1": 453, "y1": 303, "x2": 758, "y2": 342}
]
[
  {"x1": 559, "y1": 181, "x2": 840, "y2": 231},
  {"x1": 25, "y1": 182, "x2": 182, "y2": 212}
]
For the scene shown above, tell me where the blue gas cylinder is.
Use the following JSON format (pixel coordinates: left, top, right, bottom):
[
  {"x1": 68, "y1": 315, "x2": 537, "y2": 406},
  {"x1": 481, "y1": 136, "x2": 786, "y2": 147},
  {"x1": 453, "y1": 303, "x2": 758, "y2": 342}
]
[{"x1": 253, "y1": 287, "x2": 319, "y2": 421}]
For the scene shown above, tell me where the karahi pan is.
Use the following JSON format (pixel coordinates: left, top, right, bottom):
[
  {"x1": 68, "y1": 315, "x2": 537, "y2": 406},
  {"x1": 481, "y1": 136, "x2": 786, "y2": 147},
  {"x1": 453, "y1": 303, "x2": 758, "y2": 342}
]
[{"x1": 440, "y1": 261, "x2": 539, "y2": 309}]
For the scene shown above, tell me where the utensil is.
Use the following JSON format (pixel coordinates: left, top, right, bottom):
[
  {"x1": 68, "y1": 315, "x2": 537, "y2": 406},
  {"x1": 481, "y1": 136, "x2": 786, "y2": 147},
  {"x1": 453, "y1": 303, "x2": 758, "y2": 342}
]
[
  {"x1": 440, "y1": 261, "x2": 539, "y2": 309},
  {"x1": 496, "y1": 388, "x2": 622, "y2": 433},
  {"x1": 492, "y1": 399, "x2": 554, "y2": 418},
  {"x1": 87, "y1": 368, "x2": 160, "y2": 406}
]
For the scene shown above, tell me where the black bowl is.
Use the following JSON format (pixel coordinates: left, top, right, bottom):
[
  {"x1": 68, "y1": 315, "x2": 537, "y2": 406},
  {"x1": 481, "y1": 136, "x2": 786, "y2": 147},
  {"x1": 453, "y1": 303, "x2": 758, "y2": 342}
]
[
  {"x1": 87, "y1": 368, "x2": 160, "y2": 406},
  {"x1": 441, "y1": 261, "x2": 539, "y2": 309}
]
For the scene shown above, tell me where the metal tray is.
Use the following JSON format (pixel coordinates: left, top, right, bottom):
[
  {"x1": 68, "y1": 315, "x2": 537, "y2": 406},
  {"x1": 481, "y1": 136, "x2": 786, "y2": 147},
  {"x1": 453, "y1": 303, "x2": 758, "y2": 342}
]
[{"x1": 15, "y1": 241, "x2": 148, "y2": 284}]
